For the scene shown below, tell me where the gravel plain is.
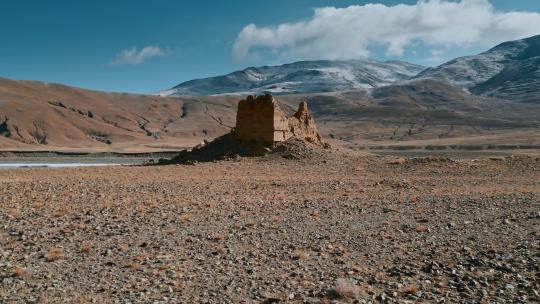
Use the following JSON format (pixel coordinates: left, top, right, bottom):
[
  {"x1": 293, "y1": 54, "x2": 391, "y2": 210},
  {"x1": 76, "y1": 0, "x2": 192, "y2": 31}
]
[{"x1": 0, "y1": 151, "x2": 538, "y2": 303}]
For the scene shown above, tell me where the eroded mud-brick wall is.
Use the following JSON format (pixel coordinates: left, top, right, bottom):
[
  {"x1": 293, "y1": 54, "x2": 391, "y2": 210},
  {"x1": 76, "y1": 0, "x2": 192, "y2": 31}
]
[
  {"x1": 236, "y1": 94, "x2": 290, "y2": 143},
  {"x1": 235, "y1": 94, "x2": 322, "y2": 144}
]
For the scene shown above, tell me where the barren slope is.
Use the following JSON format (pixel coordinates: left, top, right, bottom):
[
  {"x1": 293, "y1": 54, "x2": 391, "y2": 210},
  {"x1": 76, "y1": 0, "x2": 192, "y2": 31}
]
[
  {"x1": 1, "y1": 78, "x2": 539, "y2": 152},
  {"x1": 278, "y1": 80, "x2": 540, "y2": 149},
  {"x1": 0, "y1": 78, "x2": 237, "y2": 152}
]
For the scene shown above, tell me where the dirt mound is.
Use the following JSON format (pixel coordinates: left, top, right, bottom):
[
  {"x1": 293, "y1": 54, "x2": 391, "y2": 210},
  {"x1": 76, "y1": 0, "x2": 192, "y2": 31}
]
[
  {"x1": 269, "y1": 137, "x2": 331, "y2": 160},
  {"x1": 160, "y1": 133, "x2": 331, "y2": 164},
  {"x1": 161, "y1": 133, "x2": 263, "y2": 164}
]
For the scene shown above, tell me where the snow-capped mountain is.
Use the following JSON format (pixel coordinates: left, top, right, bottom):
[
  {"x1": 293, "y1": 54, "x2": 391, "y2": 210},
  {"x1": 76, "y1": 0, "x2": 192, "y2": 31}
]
[
  {"x1": 158, "y1": 60, "x2": 426, "y2": 96},
  {"x1": 159, "y1": 35, "x2": 539, "y2": 102},
  {"x1": 416, "y1": 34, "x2": 540, "y2": 103}
]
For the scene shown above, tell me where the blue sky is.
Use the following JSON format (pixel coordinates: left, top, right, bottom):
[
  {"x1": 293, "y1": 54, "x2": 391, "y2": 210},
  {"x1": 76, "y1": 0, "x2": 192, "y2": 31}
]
[{"x1": 1, "y1": 0, "x2": 539, "y2": 93}]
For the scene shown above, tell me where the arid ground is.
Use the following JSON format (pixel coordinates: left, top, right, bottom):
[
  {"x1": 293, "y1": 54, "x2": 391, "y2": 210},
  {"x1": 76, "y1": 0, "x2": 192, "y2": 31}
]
[{"x1": 0, "y1": 149, "x2": 538, "y2": 303}]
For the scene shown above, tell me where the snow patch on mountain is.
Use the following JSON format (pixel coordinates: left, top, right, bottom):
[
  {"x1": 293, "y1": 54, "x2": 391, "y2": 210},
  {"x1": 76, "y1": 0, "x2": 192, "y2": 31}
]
[
  {"x1": 415, "y1": 35, "x2": 539, "y2": 102},
  {"x1": 158, "y1": 59, "x2": 426, "y2": 96}
]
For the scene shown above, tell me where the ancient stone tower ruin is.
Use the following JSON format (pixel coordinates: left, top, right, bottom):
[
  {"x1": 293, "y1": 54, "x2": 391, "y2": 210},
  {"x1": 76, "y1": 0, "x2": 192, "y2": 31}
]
[{"x1": 235, "y1": 94, "x2": 323, "y2": 145}]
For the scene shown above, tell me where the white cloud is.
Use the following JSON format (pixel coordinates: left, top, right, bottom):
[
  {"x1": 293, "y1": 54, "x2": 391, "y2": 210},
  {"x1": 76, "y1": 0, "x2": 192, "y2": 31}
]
[
  {"x1": 233, "y1": 0, "x2": 540, "y2": 62},
  {"x1": 112, "y1": 45, "x2": 166, "y2": 65}
]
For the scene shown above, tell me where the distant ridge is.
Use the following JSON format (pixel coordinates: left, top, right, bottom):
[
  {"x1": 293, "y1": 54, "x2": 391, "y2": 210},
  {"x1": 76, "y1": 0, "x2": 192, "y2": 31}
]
[
  {"x1": 161, "y1": 34, "x2": 540, "y2": 103},
  {"x1": 416, "y1": 34, "x2": 540, "y2": 103},
  {"x1": 158, "y1": 59, "x2": 426, "y2": 96}
]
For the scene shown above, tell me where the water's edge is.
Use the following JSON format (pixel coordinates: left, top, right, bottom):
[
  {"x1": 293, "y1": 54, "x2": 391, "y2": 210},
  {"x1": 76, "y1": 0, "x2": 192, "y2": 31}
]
[{"x1": 0, "y1": 163, "x2": 128, "y2": 169}]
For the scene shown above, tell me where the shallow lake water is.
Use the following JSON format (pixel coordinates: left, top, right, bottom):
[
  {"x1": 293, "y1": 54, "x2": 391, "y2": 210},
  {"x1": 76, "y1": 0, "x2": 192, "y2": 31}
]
[
  {"x1": 0, "y1": 163, "x2": 127, "y2": 168},
  {"x1": 0, "y1": 155, "x2": 155, "y2": 169}
]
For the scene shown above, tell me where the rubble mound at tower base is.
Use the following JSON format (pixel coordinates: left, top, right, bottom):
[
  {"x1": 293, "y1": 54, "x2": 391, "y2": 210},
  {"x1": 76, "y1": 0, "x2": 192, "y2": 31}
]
[
  {"x1": 158, "y1": 94, "x2": 331, "y2": 164},
  {"x1": 160, "y1": 132, "x2": 331, "y2": 164}
]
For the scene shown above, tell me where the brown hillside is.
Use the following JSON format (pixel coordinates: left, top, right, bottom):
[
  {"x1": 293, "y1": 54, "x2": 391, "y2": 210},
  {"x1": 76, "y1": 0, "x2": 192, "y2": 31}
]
[
  {"x1": 0, "y1": 78, "x2": 237, "y2": 152},
  {"x1": 0, "y1": 77, "x2": 538, "y2": 152}
]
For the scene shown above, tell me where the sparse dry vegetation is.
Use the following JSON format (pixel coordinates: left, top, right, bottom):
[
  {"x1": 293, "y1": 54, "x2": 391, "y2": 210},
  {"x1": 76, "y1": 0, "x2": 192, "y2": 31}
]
[
  {"x1": 45, "y1": 247, "x2": 64, "y2": 262},
  {"x1": 80, "y1": 242, "x2": 93, "y2": 254},
  {"x1": 12, "y1": 266, "x2": 29, "y2": 278},
  {"x1": 401, "y1": 284, "x2": 419, "y2": 295},
  {"x1": 7, "y1": 209, "x2": 21, "y2": 220},
  {"x1": 292, "y1": 249, "x2": 311, "y2": 260},
  {"x1": 178, "y1": 212, "x2": 192, "y2": 222},
  {"x1": 330, "y1": 279, "x2": 361, "y2": 299}
]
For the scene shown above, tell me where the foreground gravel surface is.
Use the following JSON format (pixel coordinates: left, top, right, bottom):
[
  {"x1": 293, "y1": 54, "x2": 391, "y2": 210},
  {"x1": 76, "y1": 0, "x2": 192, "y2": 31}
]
[{"x1": 0, "y1": 153, "x2": 538, "y2": 303}]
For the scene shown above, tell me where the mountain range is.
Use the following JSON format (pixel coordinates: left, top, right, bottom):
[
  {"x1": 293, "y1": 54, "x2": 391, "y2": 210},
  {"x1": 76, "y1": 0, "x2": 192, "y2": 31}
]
[
  {"x1": 0, "y1": 35, "x2": 539, "y2": 151},
  {"x1": 158, "y1": 60, "x2": 426, "y2": 96},
  {"x1": 416, "y1": 34, "x2": 540, "y2": 103},
  {"x1": 161, "y1": 35, "x2": 540, "y2": 104}
]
